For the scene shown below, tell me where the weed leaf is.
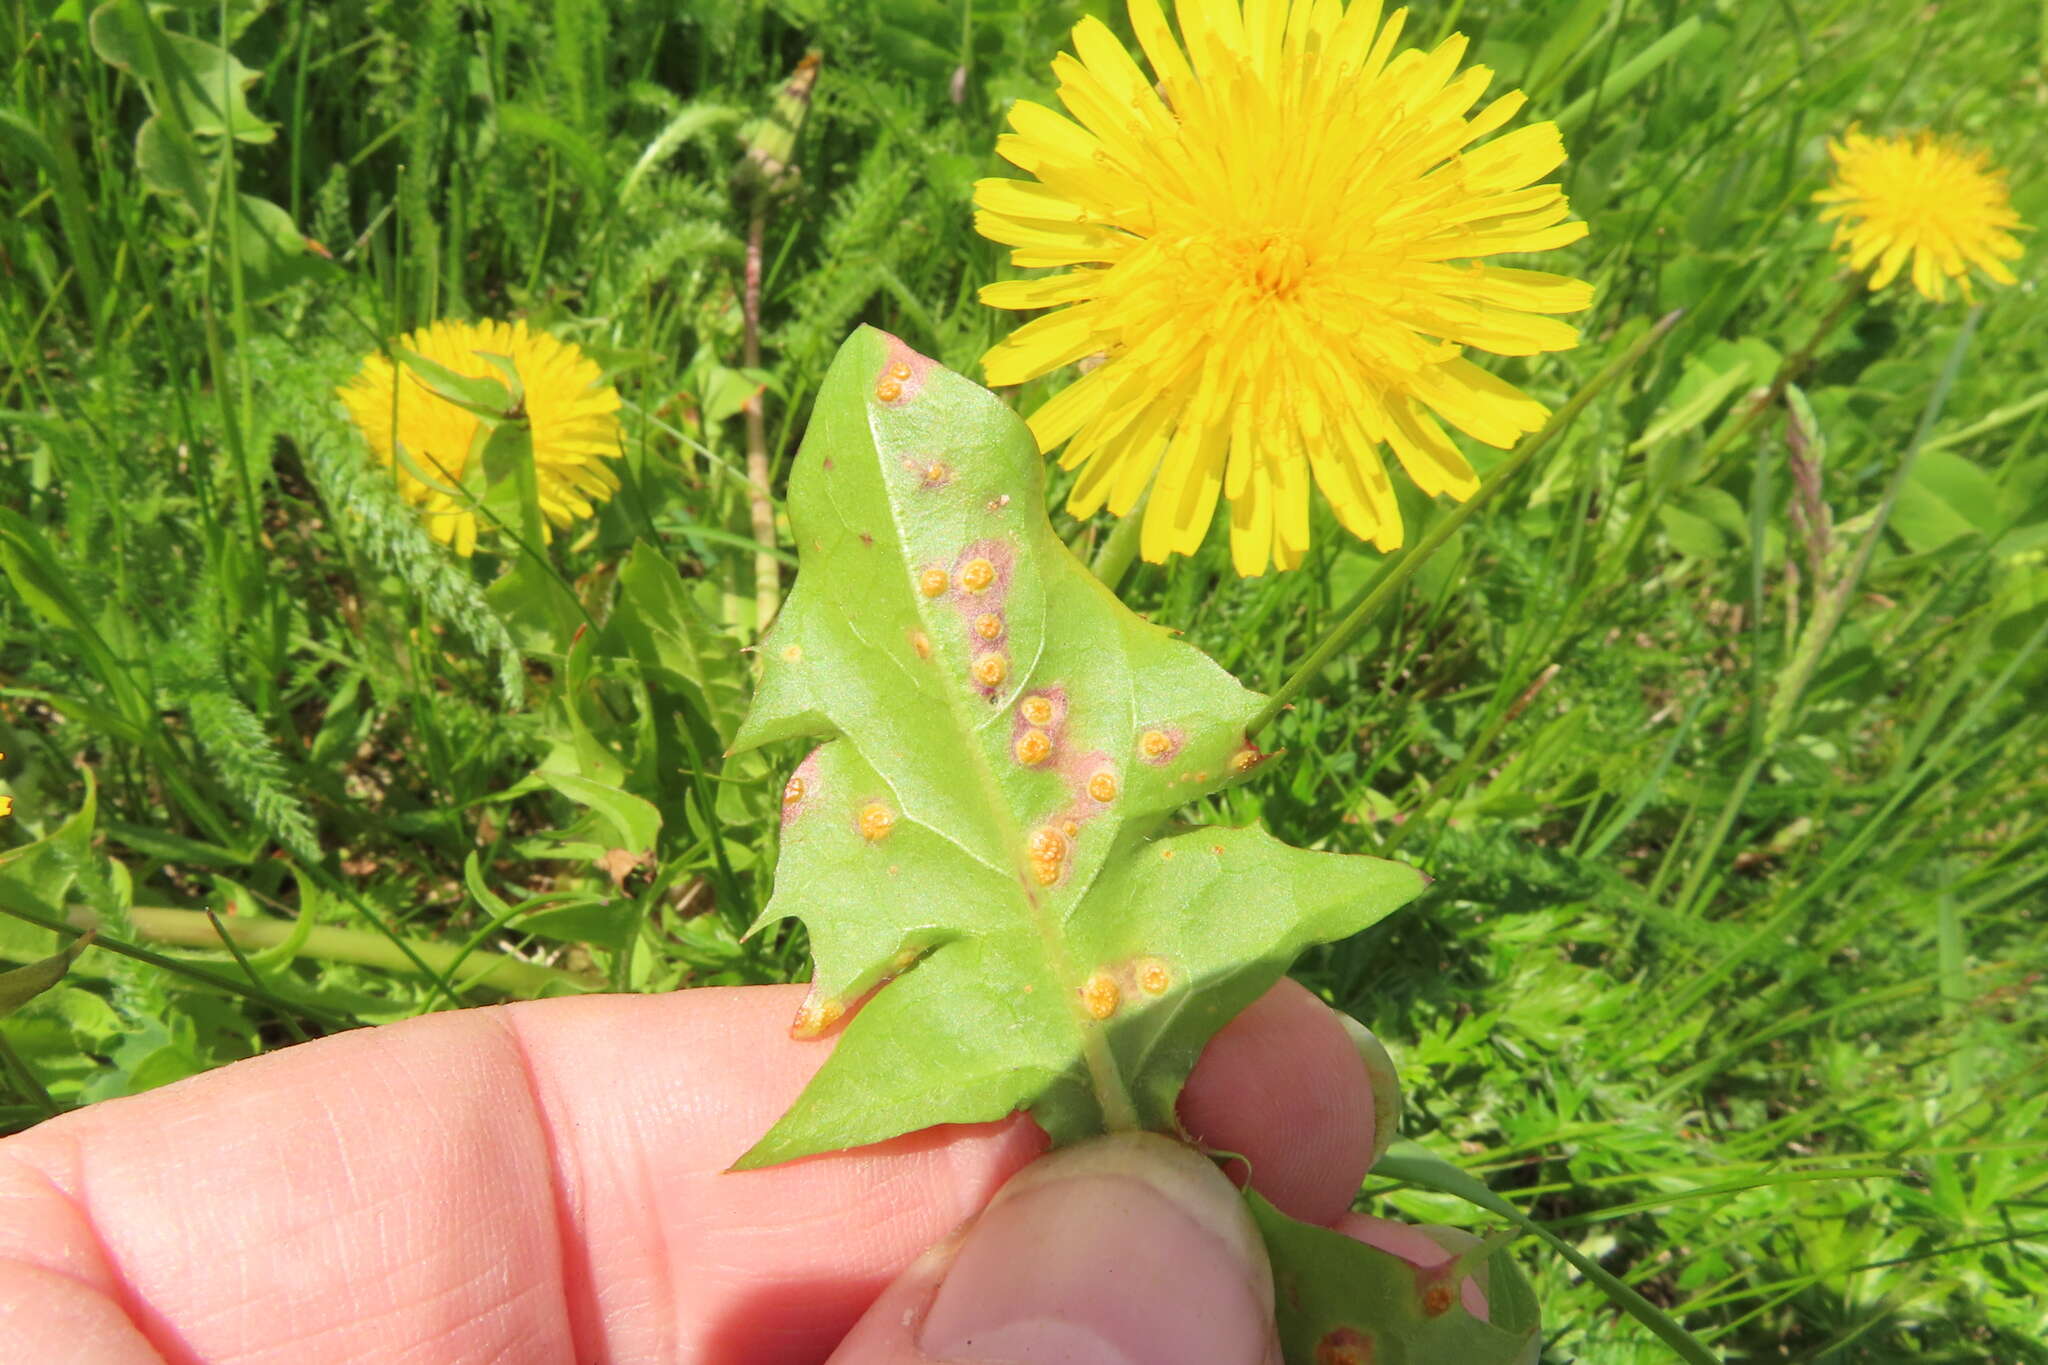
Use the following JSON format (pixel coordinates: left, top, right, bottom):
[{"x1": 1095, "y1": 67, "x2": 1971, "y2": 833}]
[
  {"x1": 1248, "y1": 1192, "x2": 1541, "y2": 1365},
  {"x1": 0, "y1": 932, "x2": 96, "y2": 1017},
  {"x1": 731, "y1": 328, "x2": 1424, "y2": 1167}
]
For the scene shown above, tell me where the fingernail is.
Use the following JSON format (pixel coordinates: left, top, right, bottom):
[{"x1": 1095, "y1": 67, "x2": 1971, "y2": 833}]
[
  {"x1": 1334, "y1": 1012, "x2": 1402, "y2": 1167},
  {"x1": 919, "y1": 1132, "x2": 1273, "y2": 1364}
]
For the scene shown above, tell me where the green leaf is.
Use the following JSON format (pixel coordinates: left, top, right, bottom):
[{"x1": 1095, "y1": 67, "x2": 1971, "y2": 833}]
[
  {"x1": 539, "y1": 770, "x2": 661, "y2": 857},
  {"x1": 1522, "y1": 0, "x2": 1607, "y2": 99},
  {"x1": 133, "y1": 119, "x2": 311, "y2": 297},
  {"x1": 1552, "y1": 16, "x2": 1709, "y2": 132},
  {"x1": 1374, "y1": 1144, "x2": 1720, "y2": 1365},
  {"x1": 495, "y1": 103, "x2": 610, "y2": 195},
  {"x1": 0, "y1": 933, "x2": 96, "y2": 1016},
  {"x1": 731, "y1": 328, "x2": 1425, "y2": 1167},
  {"x1": 471, "y1": 414, "x2": 543, "y2": 549},
  {"x1": 619, "y1": 101, "x2": 742, "y2": 201},
  {"x1": 89, "y1": 1, "x2": 276, "y2": 143},
  {"x1": 223, "y1": 190, "x2": 314, "y2": 296},
  {"x1": 0, "y1": 765, "x2": 98, "y2": 906},
  {"x1": 0, "y1": 107, "x2": 61, "y2": 178},
  {"x1": 1248, "y1": 1192, "x2": 1539, "y2": 1365},
  {"x1": 0, "y1": 769, "x2": 99, "y2": 965},
  {"x1": 393, "y1": 347, "x2": 518, "y2": 420},
  {"x1": 1892, "y1": 449, "x2": 2007, "y2": 554},
  {"x1": 1630, "y1": 338, "x2": 1766, "y2": 454},
  {"x1": 520, "y1": 899, "x2": 639, "y2": 952},
  {"x1": 134, "y1": 113, "x2": 210, "y2": 203},
  {"x1": 0, "y1": 509, "x2": 145, "y2": 719},
  {"x1": 1657, "y1": 502, "x2": 1727, "y2": 559},
  {"x1": 600, "y1": 540, "x2": 750, "y2": 741},
  {"x1": 473, "y1": 351, "x2": 529, "y2": 415}
]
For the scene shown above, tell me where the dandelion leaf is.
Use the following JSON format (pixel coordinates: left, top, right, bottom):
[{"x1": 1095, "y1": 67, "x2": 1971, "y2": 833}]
[
  {"x1": 0, "y1": 932, "x2": 96, "y2": 1017},
  {"x1": 731, "y1": 327, "x2": 1424, "y2": 1167},
  {"x1": 1248, "y1": 1193, "x2": 1543, "y2": 1365}
]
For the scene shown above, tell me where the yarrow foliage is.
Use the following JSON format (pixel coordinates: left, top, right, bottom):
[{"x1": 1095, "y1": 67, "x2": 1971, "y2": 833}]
[
  {"x1": 338, "y1": 319, "x2": 623, "y2": 556},
  {"x1": 974, "y1": 0, "x2": 1593, "y2": 575},
  {"x1": 1814, "y1": 130, "x2": 2026, "y2": 303}
]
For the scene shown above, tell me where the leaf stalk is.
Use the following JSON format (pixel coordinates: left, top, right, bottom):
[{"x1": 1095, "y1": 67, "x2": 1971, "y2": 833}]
[{"x1": 1087, "y1": 491, "x2": 1147, "y2": 593}]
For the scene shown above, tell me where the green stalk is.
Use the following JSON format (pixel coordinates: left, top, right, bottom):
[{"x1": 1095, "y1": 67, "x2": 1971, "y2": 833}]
[
  {"x1": 1088, "y1": 492, "x2": 1147, "y2": 593},
  {"x1": 1598, "y1": 275, "x2": 1863, "y2": 594},
  {"x1": 0, "y1": 898, "x2": 353, "y2": 1027},
  {"x1": 206, "y1": 908, "x2": 311, "y2": 1043},
  {"x1": 1671, "y1": 307, "x2": 1983, "y2": 918},
  {"x1": 1248, "y1": 310, "x2": 1682, "y2": 738},
  {"x1": 1762, "y1": 306, "x2": 1982, "y2": 748},
  {"x1": 127, "y1": 907, "x2": 601, "y2": 997},
  {"x1": 743, "y1": 205, "x2": 782, "y2": 635}
]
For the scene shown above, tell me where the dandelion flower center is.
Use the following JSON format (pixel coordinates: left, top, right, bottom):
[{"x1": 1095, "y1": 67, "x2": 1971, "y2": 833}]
[
  {"x1": 1220, "y1": 232, "x2": 1311, "y2": 299},
  {"x1": 974, "y1": 0, "x2": 1593, "y2": 574}
]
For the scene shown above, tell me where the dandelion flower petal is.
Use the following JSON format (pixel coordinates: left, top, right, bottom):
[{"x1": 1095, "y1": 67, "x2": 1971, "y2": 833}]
[
  {"x1": 1815, "y1": 130, "x2": 2027, "y2": 304},
  {"x1": 338, "y1": 319, "x2": 623, "y2": 556},
  {"x1": 976, "y1": 0, "x2": 1590, "y2": 574}
]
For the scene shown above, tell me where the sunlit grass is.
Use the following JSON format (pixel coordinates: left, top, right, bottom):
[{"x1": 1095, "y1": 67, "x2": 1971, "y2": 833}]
[{"x1": 2, "y1": 0, "x2": 2045, "y2": 1359}]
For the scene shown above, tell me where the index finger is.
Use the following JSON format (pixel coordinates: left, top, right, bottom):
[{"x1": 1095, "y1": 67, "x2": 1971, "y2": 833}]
[{"x1": 0, "y1": 979, "x2": 1371, "y2": 1364}]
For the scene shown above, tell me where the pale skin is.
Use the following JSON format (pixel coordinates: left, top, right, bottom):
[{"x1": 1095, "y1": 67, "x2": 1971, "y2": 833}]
[{"x1": 0, "y1": 979, "x2": 1435, "y2": 1364}]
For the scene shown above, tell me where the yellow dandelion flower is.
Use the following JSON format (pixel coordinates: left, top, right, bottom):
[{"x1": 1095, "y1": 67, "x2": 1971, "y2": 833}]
[
  {"x1": 974, "y1": 0, "x2": 1593, "y2": 575},
  {"x1": 338, "y1": 319, "x2": 623, "y2": 556},
  {"x1": 1813, "y1": 129, "x2": 2026, "y2": 304}
]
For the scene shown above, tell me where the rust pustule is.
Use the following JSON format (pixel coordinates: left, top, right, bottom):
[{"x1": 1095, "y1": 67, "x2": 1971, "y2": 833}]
[{"x1": 857, "y1": 802, "x2": 896, "y2": 842}]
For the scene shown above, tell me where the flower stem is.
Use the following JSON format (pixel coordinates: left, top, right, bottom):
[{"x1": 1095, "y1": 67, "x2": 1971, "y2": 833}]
[
  {"x1": 1247, "y1": 310, "x2": 1683, "y2": 738},
  {"x1": 742, "y1": 208, "x2": 782, "y2": 637},
  {"x1": 1088, "y1": 494, "x2": 1147, "y2": 593},
  {"x1": 1764, "y1": 306, "x2": 1979, "y2": 747},
  {"x1": 0, "y1": 897, "x2": 352, "y2": 1027},
  {"x1": 1672, "y1": 305, "x2": 1982, "y2": 918}
]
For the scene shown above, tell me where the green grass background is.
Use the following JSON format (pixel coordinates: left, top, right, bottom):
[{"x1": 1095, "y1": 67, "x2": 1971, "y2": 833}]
[{"x1": 4, "y1": 0, "x2": 2046, "y2": 1359}]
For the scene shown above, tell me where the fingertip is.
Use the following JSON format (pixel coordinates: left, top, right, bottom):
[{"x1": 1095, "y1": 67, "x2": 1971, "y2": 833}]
[
  {"x1": 824, "y1": 1234, "x2": 957, "y2": 1364},
  {"x1": 1177, "y1": 979, "x2": 1376, "y2": 1225},
  {"x1": 832, "y1": 1134, "x2": 1278, "y2": 1365}
]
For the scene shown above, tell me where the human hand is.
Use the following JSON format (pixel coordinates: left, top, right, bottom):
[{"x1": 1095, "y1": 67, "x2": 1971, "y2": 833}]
[{"x1": 0, "y1": 979, "x2": 1467, "y2": 1363}]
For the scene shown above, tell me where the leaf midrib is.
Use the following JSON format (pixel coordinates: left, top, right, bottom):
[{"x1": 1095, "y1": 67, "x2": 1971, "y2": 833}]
[{"x1": 862, "y1": 397, "x2": 1139, "y2": 1131}]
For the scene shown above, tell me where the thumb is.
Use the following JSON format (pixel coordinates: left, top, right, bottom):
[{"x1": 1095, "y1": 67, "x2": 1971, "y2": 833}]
[{"x1": 829, "y1": 1132, "x2": 1280, "y2": 1365}]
